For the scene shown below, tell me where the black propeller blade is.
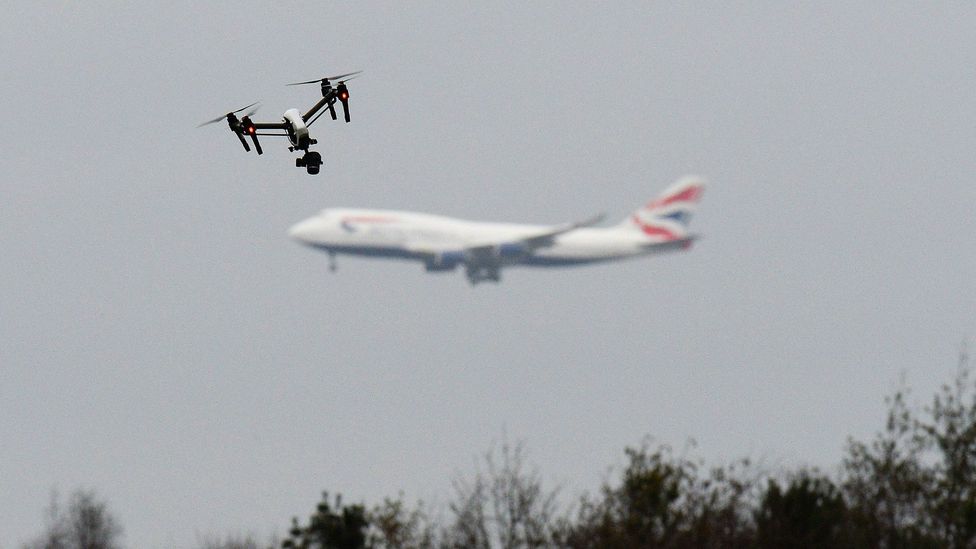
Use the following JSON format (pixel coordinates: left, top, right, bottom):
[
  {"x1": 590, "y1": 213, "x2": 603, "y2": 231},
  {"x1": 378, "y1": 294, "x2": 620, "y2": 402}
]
[
  {"x1": 197, "y1": 101, "x2": 260, "y2": 127},
  {"x1": 286, "y1": 71, "x2": 362, "y2": 86}
]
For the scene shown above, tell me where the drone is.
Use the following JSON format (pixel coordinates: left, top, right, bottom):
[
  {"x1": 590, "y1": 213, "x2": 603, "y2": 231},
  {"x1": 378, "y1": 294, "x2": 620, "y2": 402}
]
[{"x1": 198, "y1": 71, "x2": 361, "y2": 175}]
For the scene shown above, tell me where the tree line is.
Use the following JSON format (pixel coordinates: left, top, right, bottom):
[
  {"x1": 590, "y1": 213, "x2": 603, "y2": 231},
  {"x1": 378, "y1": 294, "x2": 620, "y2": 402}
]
[{"x1": 25, "y1": 353, "x2": 976, "y2": 548}]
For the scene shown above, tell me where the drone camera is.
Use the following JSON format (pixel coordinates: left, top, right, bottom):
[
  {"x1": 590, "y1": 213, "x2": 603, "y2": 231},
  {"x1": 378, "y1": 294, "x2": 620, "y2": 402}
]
[{"x1": 297, "y1": 151, "x2": 322, "y2": 175}]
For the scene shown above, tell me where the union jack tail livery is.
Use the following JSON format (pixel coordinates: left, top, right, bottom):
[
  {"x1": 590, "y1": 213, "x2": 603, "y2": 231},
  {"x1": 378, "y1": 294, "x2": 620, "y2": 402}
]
[{"x1": 617, "y1": 176, "x2": 706, "y2": 241}]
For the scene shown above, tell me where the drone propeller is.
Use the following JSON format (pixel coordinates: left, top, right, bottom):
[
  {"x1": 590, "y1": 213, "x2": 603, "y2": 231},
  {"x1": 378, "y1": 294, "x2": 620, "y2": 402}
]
[
  {"x1": 286, "y1": 71, "x2": 362, "y2": 86},
  {"x1": 197, "y1": 101, "x2": 260, "y2": 127}
]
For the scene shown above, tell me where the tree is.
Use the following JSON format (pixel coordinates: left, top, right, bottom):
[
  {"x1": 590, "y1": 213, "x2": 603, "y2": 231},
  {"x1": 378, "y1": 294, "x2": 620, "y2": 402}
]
[
  {"x1": 841, "y1": 381, "x2": 933, "y2": 547},
  {"x1": 754, "y1": 472, "x2": 850, "y2": 548},
  {"x1": 559, "y1": 442, "x2": 721, "y2": 548},
  {"x1": 678, "y1": 458, "x2": 757, "y2": 548},
  {"x1": 839, "y1": 349, "x2": 976, "y2": 547},
  {"x1": 281, "y1": 492, "x2": 369, "y2": 549},
  {"x1": 917, "y1": 348, "x2": 976, "y2": 548},
  {"x1": 24, "y1": 489, "x2": 122, "y2": 549},
  {"x1": 443, "y1": 440, "x2": 559, "y2": 549},
  {"x1": 244, "y1": 352, "x2": 976, "y2": 548},
  {"x1": 196, "y1": 533, "x2": 269, "y2": 549},
  {"x1": 367, "y1": 496, "x2": 435, "y2": 549}
]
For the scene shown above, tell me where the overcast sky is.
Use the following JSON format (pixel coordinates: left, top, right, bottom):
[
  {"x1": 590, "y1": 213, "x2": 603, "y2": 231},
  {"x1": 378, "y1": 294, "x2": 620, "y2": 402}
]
[{"x1": 2, "y1": 2, "x2": 975, "y2": 547}]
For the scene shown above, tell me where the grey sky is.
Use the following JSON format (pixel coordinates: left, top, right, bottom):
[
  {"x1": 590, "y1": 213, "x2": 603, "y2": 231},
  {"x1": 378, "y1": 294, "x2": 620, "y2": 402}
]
[{"x1": 2, "y1": 2, "x2": 974, "y2": 547}]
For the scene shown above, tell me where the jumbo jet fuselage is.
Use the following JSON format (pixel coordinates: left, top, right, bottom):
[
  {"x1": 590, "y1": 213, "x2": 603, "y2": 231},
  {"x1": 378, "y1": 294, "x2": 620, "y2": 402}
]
[{"x1": 289, "y1": 177, "x2": 705, "y2": 284}]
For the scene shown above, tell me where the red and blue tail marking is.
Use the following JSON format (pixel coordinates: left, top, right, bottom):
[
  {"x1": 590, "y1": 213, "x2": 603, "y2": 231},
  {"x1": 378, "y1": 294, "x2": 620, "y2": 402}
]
[{"x1": 620, "y1": 176, "x2": 705, "y2": 241}]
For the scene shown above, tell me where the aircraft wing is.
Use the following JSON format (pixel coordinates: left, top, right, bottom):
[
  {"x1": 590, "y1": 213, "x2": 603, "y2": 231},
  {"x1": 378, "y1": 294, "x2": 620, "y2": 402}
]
[
  {"x1": 405, "y1": 213, "x2": 605, "y2": 265},
  {"x1": 465, "y1": 213, "x2": 605, "y2": 258}
]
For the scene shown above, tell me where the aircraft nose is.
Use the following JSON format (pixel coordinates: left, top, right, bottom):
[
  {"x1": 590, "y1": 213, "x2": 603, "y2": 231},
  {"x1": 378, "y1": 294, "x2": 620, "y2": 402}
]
[{"x1": 288, "y1": 217, "x2": 321, "y2": 244}]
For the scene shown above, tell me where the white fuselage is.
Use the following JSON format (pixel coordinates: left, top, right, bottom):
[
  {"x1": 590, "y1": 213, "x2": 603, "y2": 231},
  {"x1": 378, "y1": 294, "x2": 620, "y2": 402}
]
[
  {"x1": 290, "y1": 208, "x2": 672, "y2": 267},
  {"x1": 288, "y1": 175, "x2": 704, "y2": 283}
]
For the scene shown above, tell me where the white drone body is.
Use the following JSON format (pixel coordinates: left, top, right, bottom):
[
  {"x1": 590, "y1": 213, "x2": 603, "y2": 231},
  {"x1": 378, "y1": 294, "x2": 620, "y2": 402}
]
[
  {"x1": 199, "y1": 71, "x2": 360, "y2": 175},
  {"x1": 282, "y1": 108, "x2": 311, "y2": 151}
]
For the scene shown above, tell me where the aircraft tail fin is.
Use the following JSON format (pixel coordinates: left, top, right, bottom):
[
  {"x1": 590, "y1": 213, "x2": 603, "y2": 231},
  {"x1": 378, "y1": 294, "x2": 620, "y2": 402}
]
[{"x1": 617, "y1": 176, "x2": 705, "y2": 241}]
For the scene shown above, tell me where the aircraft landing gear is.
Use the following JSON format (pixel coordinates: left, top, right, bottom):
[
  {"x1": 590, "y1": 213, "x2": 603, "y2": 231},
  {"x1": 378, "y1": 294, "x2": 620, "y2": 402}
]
[
  {"x1": 328, "y1": 251, "x2": 337, "y2": 272},
  {"x1": 465, "y1": 264, "x2": 501, "y2": 285},
  {"x1": 295, "y1": 151, "x2": 323, "y2": 175}
]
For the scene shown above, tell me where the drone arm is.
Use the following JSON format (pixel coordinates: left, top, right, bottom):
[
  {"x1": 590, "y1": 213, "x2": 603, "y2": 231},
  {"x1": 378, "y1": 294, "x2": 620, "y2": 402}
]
[
  {"x1": 307, "y1": 101, "x2": 337, "y2": 127},
  {"x1": 251, "y1": 122, "x2": 289, "y2": 130},
  {"x1": 302, "y1": 93, "x2": 336, "y2": 123},
  {"x1": 248, "y1": 123, "x2": 287, "y2": 155},
  {"x1": 238, "y1": 117, "x2": 284, "y2": 155}
]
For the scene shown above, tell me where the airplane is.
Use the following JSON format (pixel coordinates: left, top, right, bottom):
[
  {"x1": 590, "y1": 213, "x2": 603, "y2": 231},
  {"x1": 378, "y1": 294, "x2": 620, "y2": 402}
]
[
  {"x1": 197, "y1": 71, "x2": 361, "y2": 175},
  {"x1": 288, "y1": 176, "x2": 705, "y2": 284}
]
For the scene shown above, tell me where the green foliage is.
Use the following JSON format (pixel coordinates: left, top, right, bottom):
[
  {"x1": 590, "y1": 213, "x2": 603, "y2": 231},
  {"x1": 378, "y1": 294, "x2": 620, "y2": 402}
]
[
  {"x1": 754, "y1": 473, "x2": 849, "y2": 548},
  {"x1": 558, "y1": 443, "x2": 758, "y2": 548},
  {"x1": 367, "y1": 496, "x2": 434, "y2": 549},
  {"x1": 563, "y1": 444, "x2": 698, "y2": 548},
  {"x1": 281, "y1": 492, "x2": 369, "y2": 549},
  {"x1": 839, "y1": 350, "x2": 976, "y2": 548},
  {"x1": 918, "y1": 351, "x2": 976, "y2": 547}
]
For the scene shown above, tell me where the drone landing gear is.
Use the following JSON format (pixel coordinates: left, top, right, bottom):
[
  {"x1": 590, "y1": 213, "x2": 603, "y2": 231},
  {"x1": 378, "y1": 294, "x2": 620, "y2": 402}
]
[{"x1": 295, "y1": 151, "x2": 323, "y2": 175}]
